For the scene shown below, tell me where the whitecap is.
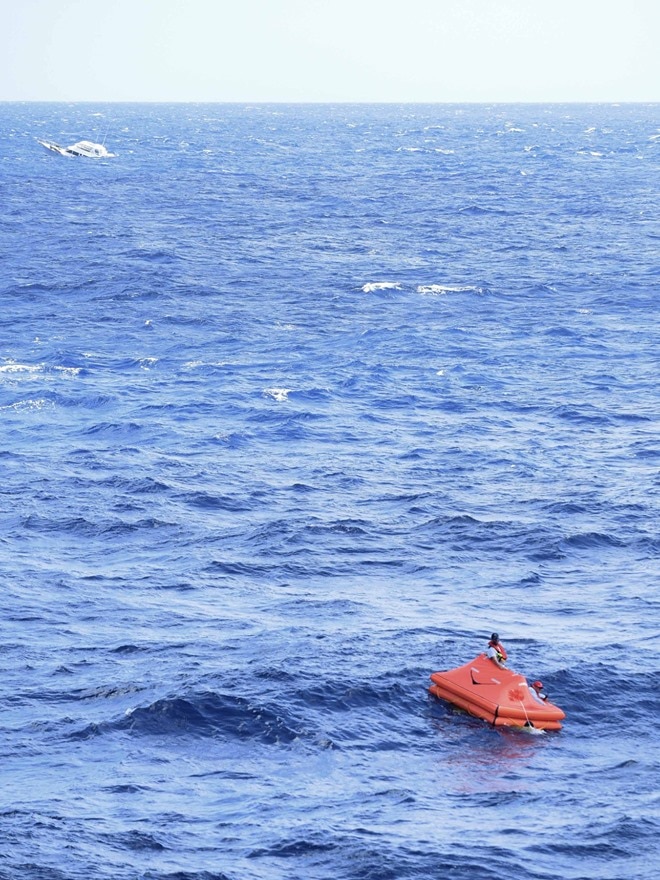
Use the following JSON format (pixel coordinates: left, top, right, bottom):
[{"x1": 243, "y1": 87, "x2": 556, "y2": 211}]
[
  {"x1": 361, "y1": 282, "x2": 402, "y2": 293},
  {"x1": 183, "y1": 360, "x2": 228, "y2": 369},
  {"x1": 520, "y1": 725, "x2": 546, "y2": 736},
  {"x1": 1, "y1": 398, "x2": 50, "y2": 412},
  {"x1": 264, "y1": 388, "x2": 291, "y2": 402},
  {"x1": 0, "y1": 362, "x2": 41, "y2": 375},
  {"x1": 0, "y1": 362, "x2": 79, "y2": 380},
  {"x1": 417, "y1": 284, "x2": 482, "y2": 295}
]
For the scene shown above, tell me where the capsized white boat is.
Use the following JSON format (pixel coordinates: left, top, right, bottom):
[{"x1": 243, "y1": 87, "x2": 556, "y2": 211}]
[{"x1": 38, "y1": 139, "x2": 115, "y2": 158}]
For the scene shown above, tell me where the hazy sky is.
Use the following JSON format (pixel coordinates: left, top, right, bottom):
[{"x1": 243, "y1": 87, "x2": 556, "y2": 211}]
[{"x1": 3, "y1": 0, "x2": 659, "y2": 102}]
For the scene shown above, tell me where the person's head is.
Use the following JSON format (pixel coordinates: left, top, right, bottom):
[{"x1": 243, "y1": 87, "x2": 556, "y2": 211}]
[
  {"x1": 533, "y1": 680, "x2": 543, "y2": 691},
  {"x1": 490, "y1": 632, "x2": 499, "y2": 644}
]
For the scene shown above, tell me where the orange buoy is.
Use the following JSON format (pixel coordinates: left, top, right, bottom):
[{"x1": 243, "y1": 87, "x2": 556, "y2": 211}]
[{"x1": 429, "y1": 653, "x2": 565, "y2": 731}]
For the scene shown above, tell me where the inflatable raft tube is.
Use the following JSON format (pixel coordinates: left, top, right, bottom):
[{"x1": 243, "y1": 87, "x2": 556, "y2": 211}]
[{"x1": 429, "y1": 654, "x2": 565, "y2": 731}]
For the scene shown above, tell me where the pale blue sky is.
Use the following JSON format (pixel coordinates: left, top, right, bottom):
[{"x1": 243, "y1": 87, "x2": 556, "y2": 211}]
[{"x1": 3, "y1": 0, "x2": 659, "y2": 102}]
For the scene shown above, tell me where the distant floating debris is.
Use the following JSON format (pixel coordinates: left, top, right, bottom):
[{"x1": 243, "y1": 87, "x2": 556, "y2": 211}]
[{"x1": 38, "y1": 138, "x2": 115, "y2": 159}]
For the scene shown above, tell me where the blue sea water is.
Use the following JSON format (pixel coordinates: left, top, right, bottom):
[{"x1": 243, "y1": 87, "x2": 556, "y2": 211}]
[{"x1": 0, "y1": 102, "x2": 659, "y2": 880}]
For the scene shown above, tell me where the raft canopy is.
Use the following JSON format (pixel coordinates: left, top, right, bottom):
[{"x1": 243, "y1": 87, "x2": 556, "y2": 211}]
[{"x1": 429, "y1": 653, "x2": 565, "y2": 731}]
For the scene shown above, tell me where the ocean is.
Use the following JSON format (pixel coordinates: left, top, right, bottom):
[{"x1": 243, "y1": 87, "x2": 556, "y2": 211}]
[{"x1": 0, "y1": 102, "x2": 658, "y2": 880}]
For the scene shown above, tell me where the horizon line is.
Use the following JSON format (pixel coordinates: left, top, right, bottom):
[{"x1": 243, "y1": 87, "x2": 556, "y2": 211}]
[{"x1": 2, "y1": 99, "x2": 659, "y2": 106}]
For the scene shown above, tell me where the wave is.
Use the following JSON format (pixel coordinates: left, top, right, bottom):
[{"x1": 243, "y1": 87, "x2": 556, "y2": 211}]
[
  {"x1": 561, "y1": 531, "x2": 624, "y2": 550},
  {"x1": 139, "y1": 872, "x2": 231, "y2": 880},
  {"x1": 22, "y1": 513, "x2": 175, "y2": 537},
  {"x1": 457, "y1": 203, "x2": 510, "y2": 216},
  {"x1": 68, "y1": 692, "x2": 303, "y2": 745},
  {"x1": 414, "y1": 514, "x2": 564, "y2": 560},
  {"x1": 81, "y1": 421, "x2": 144, "y2": 436},
  {"x1": 178, "y1": 490, "x2": 253, "y2": 512},
  {"x1": 95, "y1": 475, "x2": 171, "y2": 494},
  {"x1": 552, "y1": 664, "x2": 658, "y2": 730}
]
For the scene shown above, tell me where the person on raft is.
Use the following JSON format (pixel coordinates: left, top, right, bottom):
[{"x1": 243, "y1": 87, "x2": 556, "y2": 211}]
[
  {"x1": 486, "y1": 632, "x2": 508, "y2": 667},
  {"x1": 530, "y1": 680, "x2": 548, "y2": 702}
]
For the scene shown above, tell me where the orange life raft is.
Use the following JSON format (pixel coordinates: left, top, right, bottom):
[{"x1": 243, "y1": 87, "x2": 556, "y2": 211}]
[{"x1": 429, "y1": 654, "x2": 565, "y2": 731}]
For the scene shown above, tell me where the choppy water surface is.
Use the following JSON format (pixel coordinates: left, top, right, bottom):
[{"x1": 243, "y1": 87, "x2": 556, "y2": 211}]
[{"x1": 0, "y1": 103, "x2": 659, "y2": 879}]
